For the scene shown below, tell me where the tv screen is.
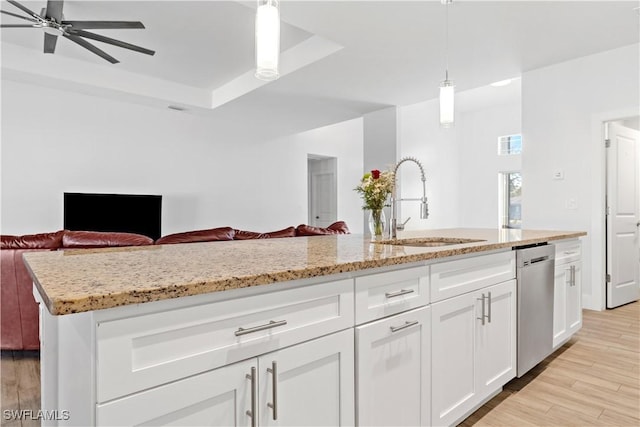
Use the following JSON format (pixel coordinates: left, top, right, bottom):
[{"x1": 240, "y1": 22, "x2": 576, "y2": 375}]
[{"x1": 64, "y1": 193, "x2": 162, "y2": 240}]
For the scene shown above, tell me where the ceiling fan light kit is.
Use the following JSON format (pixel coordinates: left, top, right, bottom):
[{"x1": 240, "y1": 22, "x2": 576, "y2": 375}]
[
  {"x1": 1, "y1": 0, "x2": 155, "y2": 64},
  {"x1": 255, "y1": 0, "x2": 280, "y2": 81}
]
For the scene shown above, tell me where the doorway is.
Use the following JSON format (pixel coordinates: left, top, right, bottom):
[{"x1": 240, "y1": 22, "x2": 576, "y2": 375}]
[
  {"x1": 605, "y1": 118, "x2": 640, "y2": 308},
  {"x1": 308, "y1": 155, "x2": 337, "y2": 227}
]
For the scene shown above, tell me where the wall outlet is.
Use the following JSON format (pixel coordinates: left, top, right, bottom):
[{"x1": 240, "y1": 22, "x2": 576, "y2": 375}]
[{"x1": 553, "y1": 170, "x2": 564, "y2": 180}]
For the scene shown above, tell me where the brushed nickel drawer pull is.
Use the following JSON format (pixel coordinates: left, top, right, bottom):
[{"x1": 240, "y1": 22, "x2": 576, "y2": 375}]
[
  {"x1": 246, "y1": 367, "x2": 257, "y2": 427},
  {"x1": 235, "y1": 320, "x2": 288, "y2": 336},
  {"x1": 267, "y1": 361, "x2": 278, "y2": 420},
  {"x1": 385, "y1": 289, "x2": 415, "y2": 299},
  {"x1": 390, "y1": 320, "x2": 419, "y2": 333},
  {"x1": 477, "y1": 293, "x2": 487, "y2": 325}
]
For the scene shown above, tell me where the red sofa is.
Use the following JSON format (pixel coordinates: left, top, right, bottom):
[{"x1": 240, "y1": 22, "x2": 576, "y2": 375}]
[{"x1": 0, "y1": 221, "x2": 350, "y2": 350}]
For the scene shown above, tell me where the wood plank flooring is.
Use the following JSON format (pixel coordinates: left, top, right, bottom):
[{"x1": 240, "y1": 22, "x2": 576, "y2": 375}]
[
  {"x1": 461, "y1": 301, "x2": 639, "y2": 427},
  {"x1": 0, "y1": 351, "x2": 40, "y2": 427},
  {"x1": 1, "y1": 302, "x2": 638, "y2": 426}
]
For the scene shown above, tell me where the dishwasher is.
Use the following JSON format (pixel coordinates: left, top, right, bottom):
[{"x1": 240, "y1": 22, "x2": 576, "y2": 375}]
[{"x1": 516, "y1": 243, "x2": 555, "y2": 377}]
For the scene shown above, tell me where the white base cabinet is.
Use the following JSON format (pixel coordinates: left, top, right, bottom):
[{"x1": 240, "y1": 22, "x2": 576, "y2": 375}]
[
  {"x1": 355, "y1": 306, "x2": 430, "y2": 427},
  {"x1": 431, "y1": 279, "x2": 516, "y2": 427},
  {"x1": 36, "y1": 248, "x2": 553, "y2": 427},
  {"x1": 97, "y1": 329, "x2": 354, "y2": 427},
  {"x1": 553, "y1": 240, "x2": 582, "y2": 349}
]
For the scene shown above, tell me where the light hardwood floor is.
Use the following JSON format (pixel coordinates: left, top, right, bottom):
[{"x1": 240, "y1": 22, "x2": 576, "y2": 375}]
[
  {"x1": 1, "y1": 302, "x2": 638, "y2": 426},
  {"x1": 461, "y1": 301, "x2": 639, "y2": 427}
]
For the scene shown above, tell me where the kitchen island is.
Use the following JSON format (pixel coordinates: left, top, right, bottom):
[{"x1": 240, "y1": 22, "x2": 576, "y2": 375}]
[{"x1": 24, "y1": 228, "x2": 585, "y2": 427}]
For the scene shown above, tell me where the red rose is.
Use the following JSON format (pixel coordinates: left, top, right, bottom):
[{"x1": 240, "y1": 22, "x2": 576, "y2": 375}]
[{"x1": 371, "y1": 169, "x2": 381, "y2": 179}]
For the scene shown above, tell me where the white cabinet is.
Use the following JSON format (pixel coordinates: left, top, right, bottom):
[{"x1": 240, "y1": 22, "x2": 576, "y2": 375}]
[
  {"x1": 259, "y1": 329, "x2": 354, "y2": 427},
  {"x1": 431, "y1": 277, "x2": 516, "y2": 427},
  {"x1": 355, "y1": 306, "x2": 430, "y2": 427},
  {"x1": 97, "y1": 359, "x2": 254, "y2": 426},
  {"x1": 97, "y1": 329, "x2": 354, "y2": 427},
  {"x1": 553, "y1": 240, "x2": 582, "y2": 349}
]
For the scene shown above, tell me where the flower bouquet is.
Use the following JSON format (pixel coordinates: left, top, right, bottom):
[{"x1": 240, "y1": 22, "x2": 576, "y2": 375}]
[{"x1": 355, "y1": 169, "x2": 395, "y2": 239}]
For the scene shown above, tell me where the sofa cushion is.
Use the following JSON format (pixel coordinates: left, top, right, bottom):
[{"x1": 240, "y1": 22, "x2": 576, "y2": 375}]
[
  {"x1": 63, "y1": 231, "x2": 154, "y2": 248},
  {"x1": 155, "y1": 227, "x2": 235, "y2": 245},
  {"x1": 296, "y1": 221, "x2": 351, "y2": 236},
  {"x1": 234, "y1": 226, "x2": 297, "y2": 240},
  {"x1": 1, "y1": 230, "x2": 64, "y2": 250},
  {"x1": 1, "y1": 248, "x2": 49, "y2": 350}
]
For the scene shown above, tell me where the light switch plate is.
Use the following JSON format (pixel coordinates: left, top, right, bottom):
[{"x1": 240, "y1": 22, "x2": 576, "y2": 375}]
[{"x1": 553, "y1": 170, "x2": 564, "y2": 180}]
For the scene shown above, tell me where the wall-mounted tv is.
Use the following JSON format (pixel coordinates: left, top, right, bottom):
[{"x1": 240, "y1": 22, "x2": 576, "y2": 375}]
[{"x1": 64, "y1": 193, "x2": 162, "y2": 240}]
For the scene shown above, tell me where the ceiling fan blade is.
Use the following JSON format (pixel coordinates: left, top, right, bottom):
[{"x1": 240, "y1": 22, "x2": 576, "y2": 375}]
[
  {"x1": 70, "y1": 29, "x2": 155, "y2": 56},
  {"x1": 63, "y1": 33, "x2": 119, "y2": 64},
  {"x1": 1, "y1": 9, "x2": 38, "y2": 22},
  {"x1": 44, "y1": 0, "x2": 63, "y2": 22},
  {"x1": 61, "y1": 20, "x2": 144, "y2": 29},
  {"x1": 6, "y1": 0, "x2": 41, "y2": 20},
  {"x1": 0, "y1": 24, "x2": 39, "y2": 27},
  {"x1": 44, "y1": 33, "x2": 58, "y2": 53}
]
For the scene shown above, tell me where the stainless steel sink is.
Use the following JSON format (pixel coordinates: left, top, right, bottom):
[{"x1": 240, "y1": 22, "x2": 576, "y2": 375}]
[{"x1": 377, "y1": 237, "x2": 486, "y2": 247}]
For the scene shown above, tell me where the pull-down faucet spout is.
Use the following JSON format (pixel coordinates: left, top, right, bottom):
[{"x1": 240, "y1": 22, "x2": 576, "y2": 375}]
[{"x1": 390, "y1": 157, "x2": 428, "y2": 239}]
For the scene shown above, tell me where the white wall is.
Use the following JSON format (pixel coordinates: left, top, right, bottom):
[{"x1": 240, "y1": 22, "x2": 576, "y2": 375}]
[
  {"x1": 522, "y1": 43, "x2": 640, "y2": 310},
  {"x1": 459, "y1": 102, "x2": 522, "y2": 228},
  {"x1": 0, "y1": 80, "x2": 363, "y2": 236}
]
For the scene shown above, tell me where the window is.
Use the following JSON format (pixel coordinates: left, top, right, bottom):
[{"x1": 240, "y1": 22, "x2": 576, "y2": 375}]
[
  {"x1": 498, "y1": 134, "x2": 522, "y2": 155},
  {"x1": 499, "y1": 172, "x2": 522, "y2": 229}
]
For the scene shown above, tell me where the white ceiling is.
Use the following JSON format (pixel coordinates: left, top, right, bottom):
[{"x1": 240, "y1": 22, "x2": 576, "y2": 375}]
[{"x1": 2, "y1": 0, "x2": 639, "y2": 141}]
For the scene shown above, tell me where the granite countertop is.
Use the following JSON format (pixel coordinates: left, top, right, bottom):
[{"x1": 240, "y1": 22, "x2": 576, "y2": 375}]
[{"x1": 23, "y1": 228, "x2": 586, "y2": 315}]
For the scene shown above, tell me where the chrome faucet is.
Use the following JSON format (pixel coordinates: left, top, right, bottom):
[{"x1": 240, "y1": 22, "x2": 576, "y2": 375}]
[{"x1": 390, "y1": 157, "x2": 429, "y2": 239}]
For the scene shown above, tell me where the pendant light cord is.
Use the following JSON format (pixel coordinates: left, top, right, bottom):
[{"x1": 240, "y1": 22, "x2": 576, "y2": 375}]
[{"x1": 445, "y1": 1, "x2": 449, "y2": 81}]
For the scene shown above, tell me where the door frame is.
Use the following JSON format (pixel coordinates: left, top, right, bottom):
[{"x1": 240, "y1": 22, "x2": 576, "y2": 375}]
[
  {"x1": 589, "y1": 108, "x2": 640, "y2": 311},
  {"x1": 604, "y1": 120, "x2": 640, "y2": 308},
  {"x1": 307, "y1": 154, "x2": 338, "y2": 227}
]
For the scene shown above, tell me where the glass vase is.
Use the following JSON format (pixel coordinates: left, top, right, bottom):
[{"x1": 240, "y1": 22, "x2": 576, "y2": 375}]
[{"x1": 368, "y1": 209, "x2": 386, "y2": 240}]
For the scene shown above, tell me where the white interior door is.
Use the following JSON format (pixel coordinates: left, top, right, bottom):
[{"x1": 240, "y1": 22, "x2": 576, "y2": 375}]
[
  {"x1": 606, "y1": 122, "x2": 640, "y2": 308},
  {"x1": 308, "y1": 157, "x2": 337, "y2": 227}
]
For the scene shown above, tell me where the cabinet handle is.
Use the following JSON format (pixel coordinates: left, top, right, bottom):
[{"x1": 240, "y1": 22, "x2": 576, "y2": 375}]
[
  {"x1": 385, "y1": 289, "x2": 415, "y2": 299},
  {"x1": 390, "y1": 320, "x2": 419, "y2": 333},
  {"x1": 563, "y1": 251, "x2": 578, "y2": 256},
  {"x1": 235, "y1": 320, "x2": 287, "y2": 336},
  {"x1": 571, "y1": 265, "x2": 576, "y2": 287},
  {"x1": 267, "y1": 361, "x2": 278, "y2": 420},
  {"x1": 476, "y1": 294, "x2": 486, "y2": 326},
  {"x1": 246, "y1": 367, "x2": 257, "y2": 427},
  {"x1": 487, "y1": 292, "x2": 492, "y2": 324}
]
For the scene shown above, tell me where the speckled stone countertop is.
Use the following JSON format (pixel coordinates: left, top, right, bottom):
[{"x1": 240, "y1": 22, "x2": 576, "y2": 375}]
[{"x1": 23, "y1": 228, "x2": 586, "y2": 315}]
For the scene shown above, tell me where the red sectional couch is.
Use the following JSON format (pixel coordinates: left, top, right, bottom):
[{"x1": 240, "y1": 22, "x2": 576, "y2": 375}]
[{"x1": 0, "y1": 221, "x2": 350, "y2": 350}]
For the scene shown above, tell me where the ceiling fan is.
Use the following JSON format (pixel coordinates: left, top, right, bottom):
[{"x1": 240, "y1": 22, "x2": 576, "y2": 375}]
[{"x1": 0, "y1": 0, "x2": 155, "y2": 64}]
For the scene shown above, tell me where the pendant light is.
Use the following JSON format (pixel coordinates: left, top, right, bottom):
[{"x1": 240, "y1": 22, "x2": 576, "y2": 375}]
[
  {"x1": 439, "y1": 0, "x2": 455, "y2": 128},
  {"x1": 255, "y1": 0, "x2": 280, "y2": 81}
]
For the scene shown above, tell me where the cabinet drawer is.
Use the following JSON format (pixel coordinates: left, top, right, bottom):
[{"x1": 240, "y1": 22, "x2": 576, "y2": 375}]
[
  {"x1": 96, "y1": 279, "x2": 354, "y2": 403},
  {"x1": 355, "y1": 266, "x2": 429, "y2": 324},
  {"x1": 555, "y1": 239, "x2": 581, "y2": 265},
  {"x1": 430, "y1": 251, "x2": 515, "y2": 302}
]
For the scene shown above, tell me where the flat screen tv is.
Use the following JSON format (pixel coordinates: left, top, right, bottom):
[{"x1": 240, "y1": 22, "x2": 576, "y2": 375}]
[{"x1": 64, "y1": 192, "x2": 162, "y2": 240}]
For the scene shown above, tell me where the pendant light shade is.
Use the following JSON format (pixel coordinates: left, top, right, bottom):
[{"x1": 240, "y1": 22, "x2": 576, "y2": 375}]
[
  {"x1": 255, "y1": 0, "x2": 280, "y2": 81},
  {"x1": 439, "y1": 78, "x2": 455, "y2": 128},
  {"x1": 439, "y1": 0, "x2": 455, "y2": 128}
]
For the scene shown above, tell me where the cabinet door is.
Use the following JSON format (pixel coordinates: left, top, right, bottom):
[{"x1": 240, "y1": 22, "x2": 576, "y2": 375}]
[
  {"x1": 476, "y1": 280, "x2": 516, "y2": 398},
  {"x1": 356, "y1": 306, "x2": 430, "y2": 427},
  {"x1": 567, "y1": 262, "x2": 582, "y2": 336},
  {"x1": 259, "y1": 329, "x2": 354, "y2": 427},
  {"x1": 553, "y1": 264, "x2": 570, "y2": 348},
  {"x1": 431, "y1": 292, "x2": 478, "y2": 427},
  {"x1": 96, "y1": 359, "x2": 255, "y2": 426}
]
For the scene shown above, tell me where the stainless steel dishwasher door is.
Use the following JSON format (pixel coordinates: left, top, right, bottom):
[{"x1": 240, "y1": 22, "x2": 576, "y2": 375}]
[{"x1": 516, "y1": 244, "x2": 555, "y2": 377}]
